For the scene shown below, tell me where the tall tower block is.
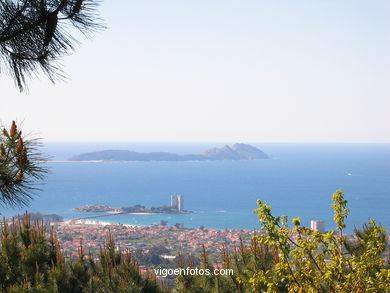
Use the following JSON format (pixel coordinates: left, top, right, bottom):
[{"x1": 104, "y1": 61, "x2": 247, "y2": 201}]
[
  {"x1": 171, "y1": 195, "x2": 176, "y2": 208},
  {"x1": 177, "y1": 194, "x2": 183, "y2": 212},
  {"x1": 310, "y1": 220, "x2": 325, "y2": 233},
  {"x1": 170, "y1": 194, "x2": 183, "y2": 212}
]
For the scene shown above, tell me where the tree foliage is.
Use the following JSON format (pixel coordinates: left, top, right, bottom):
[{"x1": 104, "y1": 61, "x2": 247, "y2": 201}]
[
  {"x1": 174, "y1": 240, "x2": 276, "y2": 293},
  {"x1": 0, "y1": 193, "x2": 388, "y2": 292},
  {"x1": 0, "y1": 213, "x2": 165, "y2": 292},
  {"x1": 175, "y1": 190, "x2": 390, "y2": 292},
  {"x1": 0, "y1": 0, "x2": 103, "y2": 91},
  {"x1": 0, "y1": 121, "x2": 47, "y2": 207},
  {"x1": 247, "y1": 190, "x2": 390, "y2": 292}
]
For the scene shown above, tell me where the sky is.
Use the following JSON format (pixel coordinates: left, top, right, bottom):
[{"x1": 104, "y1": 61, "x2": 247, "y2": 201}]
[{"x1": 1, "y1": 0, "x2": 390, "y2": 143}]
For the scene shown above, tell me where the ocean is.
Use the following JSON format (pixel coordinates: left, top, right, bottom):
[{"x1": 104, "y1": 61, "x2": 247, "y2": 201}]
[{"x1": 2, "y1": 143, "x2": 389, "y2": 233}]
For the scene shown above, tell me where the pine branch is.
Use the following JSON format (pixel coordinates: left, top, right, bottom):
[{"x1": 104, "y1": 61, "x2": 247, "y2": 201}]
[{"x1": 0, "y1": 0, "x2": 105, "y2": 91}]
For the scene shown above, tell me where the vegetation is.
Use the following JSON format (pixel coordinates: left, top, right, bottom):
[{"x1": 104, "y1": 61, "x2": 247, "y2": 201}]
[
  {"x1": 174, "y1": 238, "x2": 275, "y2": 292},
  {"x1": 175, "y1": 190, "x2": 390, "y2": 292},
  {"x1": 0, "y1": 191, "x2": 388, "y2": 292},
  {"x1": 0, "y1": 121, "x2": 47, "y2": 207},
  {"x1": 13, "y1": 212, "x2": 63, "y2": 222},
  {"x1": 0, "y1": 213, "x2": 165, "y2": 292},
  {"x1": 0, "y1": 0, "x2": 103, "y2": 91},
  {"x1": 248, "y1": 190, "x2": 389, "y2": 292},
  {"x1": 2, "y1": 3, "x2": 385, "y2": 290}
]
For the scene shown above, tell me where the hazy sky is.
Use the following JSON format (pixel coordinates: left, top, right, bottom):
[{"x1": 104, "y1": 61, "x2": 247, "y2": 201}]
[{"x1": 2, "y1": 0, "x2": 390, "y2": 142}]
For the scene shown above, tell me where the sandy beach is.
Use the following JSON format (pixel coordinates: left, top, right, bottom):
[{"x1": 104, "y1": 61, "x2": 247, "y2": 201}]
[{"x1": 62, "y1": 219, "x2": 137, "y2": 227}]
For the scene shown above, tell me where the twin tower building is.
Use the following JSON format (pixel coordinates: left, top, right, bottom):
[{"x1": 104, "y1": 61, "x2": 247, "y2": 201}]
[{"x1": 171, "y1": 194, "x2": 183, "y2": 212}]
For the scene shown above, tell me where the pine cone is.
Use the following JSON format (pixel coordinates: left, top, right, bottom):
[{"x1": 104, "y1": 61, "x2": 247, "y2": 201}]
[
  {"x1": 16, "y1": 137, "x2": 23, "y2": 154},
  {"x1": 10, "y1": 121, "x2": 17, "y2": 137}
]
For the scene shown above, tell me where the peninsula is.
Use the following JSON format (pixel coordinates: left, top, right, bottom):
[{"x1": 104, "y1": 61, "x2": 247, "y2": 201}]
[
  {"x1": 68, "y1": 143, "x2": 269, "y2": 162},
  {"x1": 74, "y1": 195, "x2": 192, "y2": 215},
  {"x1": 73, "y1": 204, "x2": 192, "y2": 214}
]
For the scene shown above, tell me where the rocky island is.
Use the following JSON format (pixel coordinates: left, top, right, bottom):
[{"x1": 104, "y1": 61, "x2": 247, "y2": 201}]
[{"x1": 68, "y1": 143, "x2": 269, "y2": 162}]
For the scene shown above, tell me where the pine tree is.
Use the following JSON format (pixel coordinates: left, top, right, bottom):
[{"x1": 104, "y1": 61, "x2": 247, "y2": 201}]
[
  {"x1": 0, "y1": 213, "x2": 165, "y2": 292},
  {"x1": 0, "y1": 0, "x2": 104, "y2": 91},
  {"x1": 0, "y1": 121, "x2": 47, "y2": 207}
]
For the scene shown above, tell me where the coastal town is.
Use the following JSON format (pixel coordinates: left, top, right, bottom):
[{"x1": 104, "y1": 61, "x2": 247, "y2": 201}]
[
  {"x1": 11, "y1": 195, "x2": 390, "y2": 273},
  {"x1": 50, "y1": 219, "x2": 390, "y2": 273},
  {"x1": 52, "y1": 220, "x2": 255, "y2": 273}
]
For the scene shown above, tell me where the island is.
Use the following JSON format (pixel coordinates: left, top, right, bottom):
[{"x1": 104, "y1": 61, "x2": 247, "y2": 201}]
[
  {"x1": 74, "y1": 195, "x2": 192, "y2": 215},
  {"x1": 73, "y1": 204, "x2": 193, "y2": 214},
  {"x1": 68, "y1": 143, "x2": 269, "y2": 162}
]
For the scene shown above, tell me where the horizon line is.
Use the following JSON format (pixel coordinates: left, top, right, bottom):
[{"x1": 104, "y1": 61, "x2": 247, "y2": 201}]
[{"x1": 41, "y1": 141, "x2": 390, "y2": 144}]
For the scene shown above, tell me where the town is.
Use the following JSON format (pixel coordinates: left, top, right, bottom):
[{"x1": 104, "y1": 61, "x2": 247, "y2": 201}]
[{"x1": 54, "y1": 220, "x2": 255, "y2": 271}]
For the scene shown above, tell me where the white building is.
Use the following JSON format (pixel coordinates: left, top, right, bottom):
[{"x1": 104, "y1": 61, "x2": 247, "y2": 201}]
[
  {"x1": 310, "y1": 220, "x2": 325, "y2": 233},
  {"x1": 171, "y1": 194, "x2": 183, "y2": 212}
]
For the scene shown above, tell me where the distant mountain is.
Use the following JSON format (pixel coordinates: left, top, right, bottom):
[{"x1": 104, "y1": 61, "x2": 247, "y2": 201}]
[{"x1": 68, "y1": 143, "x2": 269, "y2": 162}]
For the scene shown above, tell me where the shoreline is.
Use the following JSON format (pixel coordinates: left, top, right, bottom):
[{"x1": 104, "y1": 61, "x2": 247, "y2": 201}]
[
  {"x1": 57, "y1": 219, "x2": 373, "y2": 239},
  {"x1": 62, "y1": 219, "x2": 138, "y2": 227}
]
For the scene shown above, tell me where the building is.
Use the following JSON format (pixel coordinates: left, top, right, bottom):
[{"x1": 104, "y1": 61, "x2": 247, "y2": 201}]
[
  {"x1": 310, "y1": 220, "x2": 325, "y2": 233},
  {"x1": 170, "y1": 195, "x2": 176, "y2": 208},
  {"x1": 171, "y1": 194, "x2": 183, "y2": 212},
  {"x1": 177, "y1": 195, "x2": 183, "y2": 211}
]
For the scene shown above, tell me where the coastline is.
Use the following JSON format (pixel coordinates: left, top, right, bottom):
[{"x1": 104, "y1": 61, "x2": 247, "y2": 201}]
[
  {"x1": 107, "y1": 211, "x2": 154, "y2": 215},
  {"x1": 63, "y1": 219, "x2": 137, "y2": 227}
]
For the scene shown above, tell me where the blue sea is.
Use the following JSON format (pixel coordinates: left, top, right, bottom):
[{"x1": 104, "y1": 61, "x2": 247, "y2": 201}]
[{"x1": 2, "y1": 143, "x2": 390, "y2": 233}]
